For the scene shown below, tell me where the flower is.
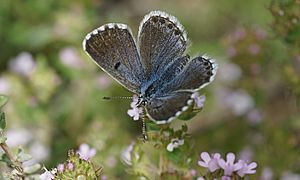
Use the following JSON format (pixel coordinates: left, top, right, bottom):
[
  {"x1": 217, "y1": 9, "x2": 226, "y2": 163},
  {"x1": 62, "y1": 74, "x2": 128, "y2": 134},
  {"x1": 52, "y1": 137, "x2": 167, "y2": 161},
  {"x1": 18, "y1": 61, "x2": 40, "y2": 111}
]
[
  {"x1": 166, "y1": 138, "x2": 184, "y2": 152},
  {"x1": 221, "y1": 176, "x2": 231, "y2": 180},
  {"x1": 67, "y1": 162, "x2": 74, "y2": 170},
  {"x1": 197, "y1": 177, "x2": 205, "y2": 180},
  {"x1": 226, "y1": 46, "x2": 237, "y2": 57},
  {"x1": 260, "y1": 167, "x2": 273, "y2": 180},
  {"x1": 248, "y1": 43, "x2": 261, "y2": 55},
  {"x1": 5, "y1": 128, "x2": 33, "y2": 147},
  {"x1": 236, "y1": 160, "x2": 257, "y2": 177},
  {"x1": 127, "y1": 95, "x2": 143, "y2": 121},
  {"x1": 77, "y1": 143, "x2": 96, "y2": 160},
  {"x1": 0, "y1": 77, "x2": 11, "y2": 94},
  {"x1": 57, "y1": 164, "x2": 64, "y2": 172},
  {"x1": 9, "y1": 52, "x2": 36, "y2": 77},
  {"x1": 40, "y1": 169, "x2": 54, "y2": 180},
  {"x1": 121, "y1": 143, "x2": 134, "y2": 166},
  {"x1": 95, "y1": 74, "x2": 111, "y2": 89},
  {"x1": 218, "y1": 153, "x2": 242, "y2": 176},
  {"x1": 198, "y1": 152, "x2": 221, "y2": 172},
  {"x1": 59, "y1": 47, "x2": 84, "y2": 69},
  {"x1": 246, "y1": 109, "x2": 263, "y2": 125},
  {"x1": 192, "y1": 92, "x2": 206, "y2": 109}
]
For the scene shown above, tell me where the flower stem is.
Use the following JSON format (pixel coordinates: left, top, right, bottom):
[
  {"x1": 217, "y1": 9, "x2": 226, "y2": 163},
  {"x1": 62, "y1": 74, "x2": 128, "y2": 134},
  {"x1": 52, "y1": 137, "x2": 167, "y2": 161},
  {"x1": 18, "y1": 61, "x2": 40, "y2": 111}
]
[{"x1": 0, "y1": 142, "x2": 24, "y2": 177}]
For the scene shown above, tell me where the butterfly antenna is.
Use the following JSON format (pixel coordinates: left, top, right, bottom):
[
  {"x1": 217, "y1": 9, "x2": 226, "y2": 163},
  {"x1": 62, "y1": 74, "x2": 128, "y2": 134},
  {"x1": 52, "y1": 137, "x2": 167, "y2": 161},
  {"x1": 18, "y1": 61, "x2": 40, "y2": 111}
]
[{"x1": 102, "y1": 96, "x2": 132, "y2": 100}]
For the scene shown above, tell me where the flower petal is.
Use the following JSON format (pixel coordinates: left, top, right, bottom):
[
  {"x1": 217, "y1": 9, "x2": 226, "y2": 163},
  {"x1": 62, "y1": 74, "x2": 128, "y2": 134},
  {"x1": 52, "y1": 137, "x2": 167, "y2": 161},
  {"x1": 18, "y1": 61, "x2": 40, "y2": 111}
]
[{"x1": 200, "y1": 152, "x2": 211, "y2": 163}]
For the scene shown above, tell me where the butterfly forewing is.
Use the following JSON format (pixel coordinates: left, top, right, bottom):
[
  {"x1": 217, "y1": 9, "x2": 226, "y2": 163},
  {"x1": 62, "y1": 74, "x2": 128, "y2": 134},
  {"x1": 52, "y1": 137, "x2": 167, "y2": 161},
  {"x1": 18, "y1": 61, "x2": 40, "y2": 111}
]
[
  {"x1": 137, "y1": 11, "x2": 188, "y2": 79},
  {"x1": 83, "y1": 23, "x2": 144, "y2": 93}
]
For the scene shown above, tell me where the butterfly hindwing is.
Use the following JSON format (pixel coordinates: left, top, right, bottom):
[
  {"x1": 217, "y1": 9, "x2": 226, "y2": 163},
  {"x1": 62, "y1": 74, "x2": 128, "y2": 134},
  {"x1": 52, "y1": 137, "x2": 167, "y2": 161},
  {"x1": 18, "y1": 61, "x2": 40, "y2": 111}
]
[
  {"x1": 83, "y1": 23, "x2": 144, "y2": 93},
  {"x1": 160, "y1": 56, "x2": 217, "y2": 94},
  {"x1": 145, "y1": 91, "x2": 193, "y2": 124}
]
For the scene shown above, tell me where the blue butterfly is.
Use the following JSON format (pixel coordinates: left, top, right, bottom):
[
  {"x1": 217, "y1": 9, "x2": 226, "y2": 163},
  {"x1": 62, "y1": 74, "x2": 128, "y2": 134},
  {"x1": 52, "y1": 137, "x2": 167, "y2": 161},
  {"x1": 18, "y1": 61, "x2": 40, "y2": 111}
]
[{"x1": 83, "y1": 11, "x2": 217, "y2": 124}]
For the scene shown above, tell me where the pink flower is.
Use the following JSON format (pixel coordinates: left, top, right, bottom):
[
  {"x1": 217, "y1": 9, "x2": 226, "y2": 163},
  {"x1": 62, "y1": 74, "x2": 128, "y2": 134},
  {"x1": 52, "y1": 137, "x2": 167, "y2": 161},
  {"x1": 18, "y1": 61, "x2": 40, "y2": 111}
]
[
  {"x1": 236, "y1": 160, "x2": 257, "y2": 177},
  {"x1": 218, "y1": 153, "x2": 242, "y2": 176},
  {"x1": 127, "y1": 95, "x2": 143, "y2": 121},
  {"x1": 9, "y1": 52, "x2": 36, "y2": 77},
  {"x1": 67, "y1": 162, "x2": 74, "y2": 170},
  {"x1": 226, "y1": 47, "x2": 237, "y2": 57},
  {"x1": 77, "y1": 143, "x2": 96, "y2": 160},
  {"x1": 40, "y1": 169, "x2": 54, "y2": 180},
  {"x1": 198, "y1": 152, "x2": 221, "y2": 172},
  {"x1": 59, "y1": 47, "x2": 84, "y2": 69},
  {"x1": 57, "y1": 163, "x2": 64, "y2": 172},
  {"x1": 248, "y1": 43, "x2": 261, "y2": 55},
  {"x1": 221, "y1": 176, "x2": 231, "y2": 180},
  {"x1": 192, "y1": 92, "x2": 206, "y2": 109}
]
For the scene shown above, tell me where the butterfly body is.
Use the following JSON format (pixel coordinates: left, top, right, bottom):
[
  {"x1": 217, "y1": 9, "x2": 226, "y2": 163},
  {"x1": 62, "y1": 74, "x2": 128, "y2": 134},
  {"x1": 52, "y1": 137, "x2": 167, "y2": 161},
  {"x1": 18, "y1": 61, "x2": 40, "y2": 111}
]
[{"x1": 83, "y1": 11, "x2": 217, "y2": 124}]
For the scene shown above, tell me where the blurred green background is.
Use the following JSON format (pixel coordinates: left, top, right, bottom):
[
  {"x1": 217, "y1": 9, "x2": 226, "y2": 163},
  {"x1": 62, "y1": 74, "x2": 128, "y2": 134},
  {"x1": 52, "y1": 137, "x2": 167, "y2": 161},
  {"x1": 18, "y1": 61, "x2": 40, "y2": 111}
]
[{"x1": 0, "y1": 0, "x2": 299, "y2": 179}]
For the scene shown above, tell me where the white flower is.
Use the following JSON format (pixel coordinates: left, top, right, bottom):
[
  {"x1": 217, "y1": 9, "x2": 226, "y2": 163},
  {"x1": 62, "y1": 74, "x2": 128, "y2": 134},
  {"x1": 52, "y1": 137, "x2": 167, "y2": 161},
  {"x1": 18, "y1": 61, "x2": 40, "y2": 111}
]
[
  {"x1": 77, "y1": 143, "x2": 96, "y2": 160},
  {"x1": 218, "y1": 62, "x2": 242, "y2": 83},
  {"x1": 166, "y1": 138, "x2": 184, "y2": 152},
  {"x1": 121, "y1": 143, "x2": 134, "y2": 166},
  {"x1": 198, "y1": 152, "x2": 221, "y2": 172},
  {"x1": 5, "y1": 128, "x2": 33, "y2": 147},
  {"x1": 127, "y1": 95, "x2": 143, "y2": 121},
  {"x1": 9, "y1": 52, "x2": 36, "y2": 77},
  {"x1": 0, "y1": 77, "x2": 11, "y2": 94},
  {"x1": 40, "y1": 169, "x2": 54, "y2": 180}
]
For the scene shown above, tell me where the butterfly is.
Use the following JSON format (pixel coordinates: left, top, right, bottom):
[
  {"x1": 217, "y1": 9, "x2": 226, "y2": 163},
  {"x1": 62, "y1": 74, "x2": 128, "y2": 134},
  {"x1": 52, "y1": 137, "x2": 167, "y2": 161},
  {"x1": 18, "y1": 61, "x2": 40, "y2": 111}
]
[{"x1": 82, "y1": 10, "x2": 217, "y2": 124}]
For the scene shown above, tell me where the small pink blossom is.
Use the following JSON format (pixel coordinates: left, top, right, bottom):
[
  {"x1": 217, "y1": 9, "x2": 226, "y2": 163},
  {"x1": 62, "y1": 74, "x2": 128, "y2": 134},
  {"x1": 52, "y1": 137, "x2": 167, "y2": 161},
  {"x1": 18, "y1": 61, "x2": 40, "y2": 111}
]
[
  {"x1": 67, "y1": 162, "x2": 74, "y2": 170},
  {"x1": 221, "y1": 176, "x2": 231, "y2": 180},
  {"x1": 192, "y1": 92, "x2": 206, "y2": 109},
  {"x1": 218, "y1": 153, "x2": 242, "y2": 176},
  {"x1": 77, "y1": 143, "x2": 96, "y2": 160},
  {"x1": 236, "y1": 160, "x2": 257, "y2": 177},
  {"x1": 127, "y1": 95, "x2": 143, "y2": 121},
  {"x1": 40, "y1": 169, "x2": 54, "y2": 180},
  {"x1": 9, "y1": 52, "x2": 36, "y2": 77},
  {"x1": 226, "y1": 47, "x2": 237, "y2": 57},
  {"x1": 59, "y1": 47, "x2": 84, "y2": 69},
  {"x1": 248, "y1": 43, "x2": 261, "y2": 55},
  {"x1": 57, "y1": 163, "x2": 64, "y2": 172},
  {"x1": 255, "y1": 29, "x2": 267, "y2": 40},
  {"x1": 198, "y1": 152, "x2": 221, "y2": 172}
]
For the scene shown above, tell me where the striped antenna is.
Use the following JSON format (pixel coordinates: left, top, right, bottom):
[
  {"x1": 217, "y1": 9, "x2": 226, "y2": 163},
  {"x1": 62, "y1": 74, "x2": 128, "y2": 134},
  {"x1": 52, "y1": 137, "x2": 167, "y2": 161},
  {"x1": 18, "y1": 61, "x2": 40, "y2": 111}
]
[{"x1": 102, "y1": 96, "x2": 133, "y2": 100}]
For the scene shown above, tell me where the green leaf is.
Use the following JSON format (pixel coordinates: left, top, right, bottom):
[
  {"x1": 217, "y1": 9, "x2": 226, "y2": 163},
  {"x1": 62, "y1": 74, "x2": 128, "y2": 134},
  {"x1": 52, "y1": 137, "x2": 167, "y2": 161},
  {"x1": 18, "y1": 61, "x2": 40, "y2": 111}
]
[
  {"x1": 0, "y1": 95, "x2": 8, "y2": 109},
  {"x1": 0, "y1": 112, "x2": 6, "y2": 130}
]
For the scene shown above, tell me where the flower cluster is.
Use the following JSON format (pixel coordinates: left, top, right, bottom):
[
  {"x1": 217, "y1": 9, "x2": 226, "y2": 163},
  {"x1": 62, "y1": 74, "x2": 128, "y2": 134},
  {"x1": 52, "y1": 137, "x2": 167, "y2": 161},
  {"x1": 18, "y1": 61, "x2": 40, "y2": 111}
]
[
  {"x1": 198, "y1": 152, "x2": 257, "y2": 179},
  {"x1": 40, "y1": 144, "x2": 98, "y2": 180}
]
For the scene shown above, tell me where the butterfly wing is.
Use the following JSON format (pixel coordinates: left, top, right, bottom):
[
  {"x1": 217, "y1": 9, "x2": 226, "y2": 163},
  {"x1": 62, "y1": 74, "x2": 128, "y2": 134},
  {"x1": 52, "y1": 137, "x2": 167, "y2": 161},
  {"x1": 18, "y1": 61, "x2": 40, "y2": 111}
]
[
  {"x1": 159, "y1": 56, "x2": 217, "y2": 94},
  {"x1": 145, "y1": 92, "x2": 193, "y2": 124},
  {"x1": 137, "y1": 11, "x2": 188, "y2": 79},
  {"x1": 83, "y1": 23, "x2": 144, "y2": 93}
]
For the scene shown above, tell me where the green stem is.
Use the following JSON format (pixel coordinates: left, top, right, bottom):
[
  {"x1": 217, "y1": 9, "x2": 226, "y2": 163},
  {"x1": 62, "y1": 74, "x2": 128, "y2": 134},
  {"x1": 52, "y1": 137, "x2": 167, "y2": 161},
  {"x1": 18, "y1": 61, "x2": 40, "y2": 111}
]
[{"x1": 0, "y1": 142, "x2": 24, "y2": 178}]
